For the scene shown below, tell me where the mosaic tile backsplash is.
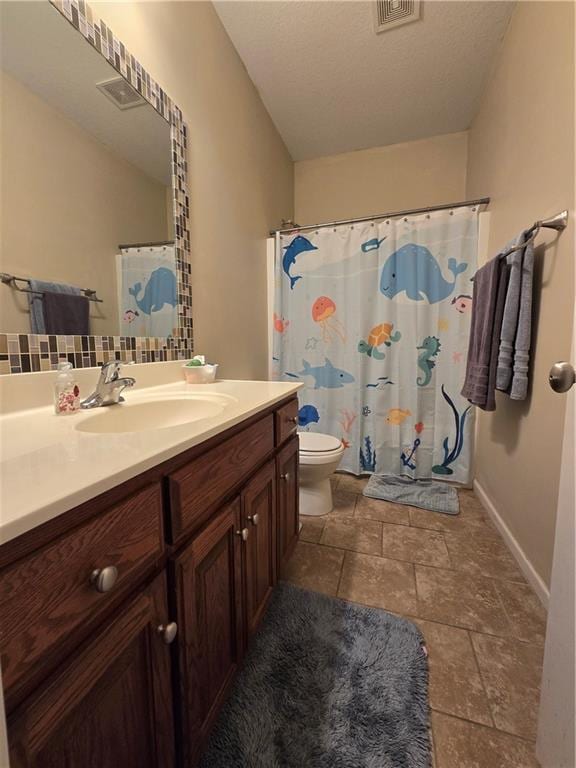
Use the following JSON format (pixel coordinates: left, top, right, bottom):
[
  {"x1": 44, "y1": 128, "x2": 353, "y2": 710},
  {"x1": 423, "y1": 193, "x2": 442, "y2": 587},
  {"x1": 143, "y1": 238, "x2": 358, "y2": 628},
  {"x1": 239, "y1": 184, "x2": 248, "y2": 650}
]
[
  {"x1": 0, "y1": 334, "x2": 190, "y2": 376},
  {"x1": 1, "y1": 0, "x2": 193, "y2": 375}
]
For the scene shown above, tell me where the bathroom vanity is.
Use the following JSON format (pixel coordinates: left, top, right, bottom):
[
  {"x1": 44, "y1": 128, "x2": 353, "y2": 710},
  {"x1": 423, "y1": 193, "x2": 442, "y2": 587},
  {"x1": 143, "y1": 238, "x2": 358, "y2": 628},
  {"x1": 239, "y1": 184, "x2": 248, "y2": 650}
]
[{"x1": 0, "y1": 375, "x2": 301, "y2": 767}]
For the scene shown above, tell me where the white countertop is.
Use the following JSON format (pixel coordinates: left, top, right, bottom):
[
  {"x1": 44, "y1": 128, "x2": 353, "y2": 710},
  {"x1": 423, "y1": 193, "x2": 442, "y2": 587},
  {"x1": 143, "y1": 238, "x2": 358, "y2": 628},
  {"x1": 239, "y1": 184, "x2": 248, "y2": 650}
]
[{"x1": 0, "y1": 376, "x2": 301, "y2": 546}]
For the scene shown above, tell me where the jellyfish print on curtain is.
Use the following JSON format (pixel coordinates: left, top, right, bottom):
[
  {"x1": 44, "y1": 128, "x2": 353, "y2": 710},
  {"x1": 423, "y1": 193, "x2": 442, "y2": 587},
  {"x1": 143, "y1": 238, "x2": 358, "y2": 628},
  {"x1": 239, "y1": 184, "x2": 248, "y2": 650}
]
[{"x1": 272, "y1": 206, "x2": 478, "y2": 484}]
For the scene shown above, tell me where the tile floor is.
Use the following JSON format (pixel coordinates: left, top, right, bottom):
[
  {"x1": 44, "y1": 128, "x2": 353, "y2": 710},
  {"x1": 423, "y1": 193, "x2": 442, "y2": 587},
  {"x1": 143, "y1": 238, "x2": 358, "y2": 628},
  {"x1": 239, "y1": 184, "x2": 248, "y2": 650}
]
[{"x1": 284, "y1": 474, "x2": 547, "y2": 768}]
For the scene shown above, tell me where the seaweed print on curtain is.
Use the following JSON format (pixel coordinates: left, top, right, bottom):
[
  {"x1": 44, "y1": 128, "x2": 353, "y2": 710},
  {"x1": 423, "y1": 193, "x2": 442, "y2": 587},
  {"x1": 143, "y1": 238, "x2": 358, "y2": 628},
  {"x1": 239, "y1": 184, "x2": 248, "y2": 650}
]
[{"x1": 272, "y1": 206, "x2": 478, "y2": 484}]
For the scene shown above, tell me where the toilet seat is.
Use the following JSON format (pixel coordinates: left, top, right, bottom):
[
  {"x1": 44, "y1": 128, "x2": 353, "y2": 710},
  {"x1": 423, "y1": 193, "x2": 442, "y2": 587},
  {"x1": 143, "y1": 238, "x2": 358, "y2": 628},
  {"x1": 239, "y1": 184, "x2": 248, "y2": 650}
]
[{"x1": 299, "y1": 432, "x2": 344, "y2": 464}]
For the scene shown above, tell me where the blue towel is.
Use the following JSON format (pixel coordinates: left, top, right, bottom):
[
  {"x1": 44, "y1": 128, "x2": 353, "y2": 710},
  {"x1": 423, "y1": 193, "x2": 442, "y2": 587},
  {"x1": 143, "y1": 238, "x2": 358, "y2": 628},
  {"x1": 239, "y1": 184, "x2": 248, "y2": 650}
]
[{"x1": 28, "y1": 280, "x2": 81, "y2": 334}]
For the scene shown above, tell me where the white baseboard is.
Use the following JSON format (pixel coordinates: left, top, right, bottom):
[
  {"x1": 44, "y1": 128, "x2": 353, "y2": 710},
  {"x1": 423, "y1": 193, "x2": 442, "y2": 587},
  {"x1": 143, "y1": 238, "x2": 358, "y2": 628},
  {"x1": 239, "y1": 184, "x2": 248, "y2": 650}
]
[{"x1": 473, "y1": 480, "x2": 550, "y2": 609}]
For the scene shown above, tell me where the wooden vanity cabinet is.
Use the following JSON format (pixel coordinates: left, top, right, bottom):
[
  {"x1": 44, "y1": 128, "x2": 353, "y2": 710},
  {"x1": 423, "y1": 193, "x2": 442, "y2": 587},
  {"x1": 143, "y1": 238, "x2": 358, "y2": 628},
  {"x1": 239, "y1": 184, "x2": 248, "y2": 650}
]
[
  {"x1": 8, "y1": 572, "x2": 175, "y2": 768},
  {"x1": 1, "y1": 395, "x2": 300, "y2": 768},
  {"x1": 276, "y1": 436, "x2": 299, "y2": 576},
  {"x1": 0, "y1": 482, "x2": 164, "y2": 713},
  {"x1": 172, "y1": 459, "x2": 278, "y2": 763},
  {"x1": 241, "y1": 459, "x2": 277, "y2": 639},
  {"x1": 171, "y1": 498, "x2": 245, "y2": 767}
]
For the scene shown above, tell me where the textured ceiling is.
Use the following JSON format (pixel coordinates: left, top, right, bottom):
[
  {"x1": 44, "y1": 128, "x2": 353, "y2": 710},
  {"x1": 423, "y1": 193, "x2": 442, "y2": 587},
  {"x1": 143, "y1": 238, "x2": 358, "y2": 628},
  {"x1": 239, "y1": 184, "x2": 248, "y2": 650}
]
[{"x1": 214, "y1": 1, "x2": 515, "y2": 161}]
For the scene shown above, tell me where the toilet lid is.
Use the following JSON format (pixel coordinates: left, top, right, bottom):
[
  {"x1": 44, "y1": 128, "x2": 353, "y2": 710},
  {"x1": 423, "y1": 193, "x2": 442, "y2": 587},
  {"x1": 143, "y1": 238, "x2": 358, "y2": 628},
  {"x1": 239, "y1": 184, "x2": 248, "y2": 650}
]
[{"x1": 299, "y1": 432, "x2": 342, "y2": 454}]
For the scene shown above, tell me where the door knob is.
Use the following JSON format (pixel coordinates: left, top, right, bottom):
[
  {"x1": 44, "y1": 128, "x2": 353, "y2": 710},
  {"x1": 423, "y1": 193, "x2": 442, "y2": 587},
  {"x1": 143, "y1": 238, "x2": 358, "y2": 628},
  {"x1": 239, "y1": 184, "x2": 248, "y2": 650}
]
[
  {"x1": 248, "y1": 513, "x2": 259, "y2": 526},
  {"x1": 90, "y1": 566, "x2": 118, "y2": 593},
  {"x1": 236, "y1": 527, "x2": 250, "y2": 541},
  {"x1": 157, "y1": 622, "x2": 178, "y2": 644},
  {"x1": 549, "y1": 361, "x2": 575, "y2": 393}
]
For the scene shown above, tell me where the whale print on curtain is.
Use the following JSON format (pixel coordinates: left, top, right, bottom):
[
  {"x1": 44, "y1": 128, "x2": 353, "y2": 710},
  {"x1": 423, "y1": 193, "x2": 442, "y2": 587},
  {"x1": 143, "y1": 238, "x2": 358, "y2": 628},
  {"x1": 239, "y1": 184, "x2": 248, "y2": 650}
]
[
  {"x1": 116, "y1": 244, "x2": 178, "y2": 337},
  {"x1": 272, "y1": 206, "x2": 478, "y2": 484}
]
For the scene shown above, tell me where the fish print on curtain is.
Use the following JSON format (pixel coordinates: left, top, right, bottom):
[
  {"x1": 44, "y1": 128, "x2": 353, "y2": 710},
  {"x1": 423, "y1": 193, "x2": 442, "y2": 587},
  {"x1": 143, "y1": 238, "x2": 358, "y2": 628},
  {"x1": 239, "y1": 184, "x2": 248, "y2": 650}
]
[{"x1": 272, "y1": 207, "x2": 478, "y2": 484}]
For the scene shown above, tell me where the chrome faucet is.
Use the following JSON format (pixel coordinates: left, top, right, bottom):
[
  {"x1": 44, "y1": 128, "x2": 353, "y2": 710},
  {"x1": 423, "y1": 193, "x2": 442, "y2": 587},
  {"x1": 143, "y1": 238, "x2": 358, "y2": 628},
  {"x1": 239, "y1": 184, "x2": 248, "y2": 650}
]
[{"x1": 81, "y1": 361, "x2": 136, "y2": 409}]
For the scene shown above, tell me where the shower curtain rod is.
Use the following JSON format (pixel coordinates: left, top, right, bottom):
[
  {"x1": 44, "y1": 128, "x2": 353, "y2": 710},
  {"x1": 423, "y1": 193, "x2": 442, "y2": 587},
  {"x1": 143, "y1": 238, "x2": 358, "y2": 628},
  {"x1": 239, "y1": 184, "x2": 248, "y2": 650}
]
[{"x1": 270, "y1": 197, "x2": 491, "y2": 236}]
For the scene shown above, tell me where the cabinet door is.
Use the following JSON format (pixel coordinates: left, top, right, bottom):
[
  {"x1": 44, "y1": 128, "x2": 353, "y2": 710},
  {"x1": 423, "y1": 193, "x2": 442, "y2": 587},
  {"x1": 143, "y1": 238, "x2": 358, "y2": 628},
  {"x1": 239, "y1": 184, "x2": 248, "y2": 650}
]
[
  {"x1": 8, "y1": 572, "x2": 175, "y2": 768},
  {"x1": 172, "y1": 498, "x2": 244, "y2": 766},
  {"x1": 276, "y1": 436, "x2": 300, "y2": 576},
  {"x1": 242, "y1": 460, "x2": 277, "y2": 638}
]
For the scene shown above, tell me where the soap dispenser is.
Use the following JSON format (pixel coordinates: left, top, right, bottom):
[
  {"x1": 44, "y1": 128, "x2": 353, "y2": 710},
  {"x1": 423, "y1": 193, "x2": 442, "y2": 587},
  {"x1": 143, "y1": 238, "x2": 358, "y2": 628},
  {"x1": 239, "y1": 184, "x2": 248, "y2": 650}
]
[{"x1": 54, "y1": 361, "x2": 80, "y2": 415}]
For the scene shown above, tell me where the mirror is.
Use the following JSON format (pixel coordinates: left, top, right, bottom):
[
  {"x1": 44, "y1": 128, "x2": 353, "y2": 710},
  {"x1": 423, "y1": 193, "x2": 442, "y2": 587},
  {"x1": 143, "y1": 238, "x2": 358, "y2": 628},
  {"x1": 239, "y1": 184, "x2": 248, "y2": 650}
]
[{"x1": 0, "y1": 1, "x2": 179, "y2": 339}]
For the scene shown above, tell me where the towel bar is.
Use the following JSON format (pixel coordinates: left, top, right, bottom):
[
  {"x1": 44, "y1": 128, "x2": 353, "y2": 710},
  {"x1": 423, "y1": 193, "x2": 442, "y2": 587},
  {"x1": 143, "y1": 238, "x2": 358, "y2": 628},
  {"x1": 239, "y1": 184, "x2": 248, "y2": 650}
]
[
  {"x1": 0, "y1": 273, "x2": 103, "y2": 303},
  {"x1": 500, "y1": 210, "x2": 568, "y2": 258}
]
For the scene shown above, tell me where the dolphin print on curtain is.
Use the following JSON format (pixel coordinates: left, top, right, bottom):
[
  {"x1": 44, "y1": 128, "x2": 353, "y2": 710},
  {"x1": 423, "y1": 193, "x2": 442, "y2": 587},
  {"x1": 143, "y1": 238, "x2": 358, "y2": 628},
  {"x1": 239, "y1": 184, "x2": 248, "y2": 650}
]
[{"x1": 272, "y1": 206, "x2": 479, "y2": 484}]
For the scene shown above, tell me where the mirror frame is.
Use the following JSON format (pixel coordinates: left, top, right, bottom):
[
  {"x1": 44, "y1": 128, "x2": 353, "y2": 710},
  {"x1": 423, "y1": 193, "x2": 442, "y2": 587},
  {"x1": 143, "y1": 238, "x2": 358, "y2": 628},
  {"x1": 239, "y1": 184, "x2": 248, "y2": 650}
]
[{"x1": 0, "y1": 0, "x2": 192, "y2": 375}]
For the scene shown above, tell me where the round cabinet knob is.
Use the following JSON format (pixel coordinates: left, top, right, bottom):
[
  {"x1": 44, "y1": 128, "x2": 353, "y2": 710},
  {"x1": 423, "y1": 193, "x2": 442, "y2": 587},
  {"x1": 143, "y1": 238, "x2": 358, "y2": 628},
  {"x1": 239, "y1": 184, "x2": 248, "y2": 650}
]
[
  {"x1": 236, "y1": 528, "x2": 250, "y2": 541},
  {"x1": 289, "y1": 417, "x2": 298, "y2": 424},
  {"x1": 280, "y1": 473, "x2": 290, "y2": 482},
  {"x1": 157, "y1": 622, "x2": 178, "y2": 645},
  {"x1": 248, "y1": 513, "x2": 259, "y2": 526},
  {"x1": 549, "y1": 361, "x2": 575, "y2": 393},
  {"x1": 90, "y1": 565, "x2": 118, "y2": 593}
]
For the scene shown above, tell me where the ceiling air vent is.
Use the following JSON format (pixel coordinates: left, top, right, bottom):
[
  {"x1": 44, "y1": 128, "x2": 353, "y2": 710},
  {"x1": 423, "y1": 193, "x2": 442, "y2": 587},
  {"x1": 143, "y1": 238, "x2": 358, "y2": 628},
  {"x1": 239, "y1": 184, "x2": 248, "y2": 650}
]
[
  {"x1": 96, "y1": 77, "x2": 147, "y2": 111},
  {"x1": 373, "y1": 0, "x2": 421, "y2": 33}
]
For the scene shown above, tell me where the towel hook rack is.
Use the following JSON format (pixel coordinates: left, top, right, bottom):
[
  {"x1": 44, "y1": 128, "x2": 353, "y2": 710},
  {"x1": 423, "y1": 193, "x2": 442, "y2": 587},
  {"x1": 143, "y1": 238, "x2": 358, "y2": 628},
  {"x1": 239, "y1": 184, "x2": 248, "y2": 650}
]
[{"x1": 0, "y1": 273, "x2": 103, "y2": 303}]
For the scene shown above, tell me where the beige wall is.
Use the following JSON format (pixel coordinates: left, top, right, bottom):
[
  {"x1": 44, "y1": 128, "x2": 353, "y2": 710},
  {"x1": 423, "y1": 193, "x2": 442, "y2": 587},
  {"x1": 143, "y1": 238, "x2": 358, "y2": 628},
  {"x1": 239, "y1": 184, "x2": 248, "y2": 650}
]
[
  {"x1": 467, "y1": 1, "x2": 575, "y2": 587},
  {"x1": 0, "y1": 70, "x2": 169, "y2": 336},
  {"x1": 294, "y1": 132, "x2": 468, "y2": 226},
  {"x1": 93, "y1": 1, "x2": 294, "y2": 379}
]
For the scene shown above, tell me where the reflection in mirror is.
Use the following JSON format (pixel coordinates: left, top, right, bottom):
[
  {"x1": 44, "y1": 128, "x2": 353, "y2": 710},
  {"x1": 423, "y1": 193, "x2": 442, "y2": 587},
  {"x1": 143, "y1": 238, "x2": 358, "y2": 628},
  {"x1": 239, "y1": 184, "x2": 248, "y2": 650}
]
[{"x1": 0, "y1": 1, "x2": 177, "y2": 338}]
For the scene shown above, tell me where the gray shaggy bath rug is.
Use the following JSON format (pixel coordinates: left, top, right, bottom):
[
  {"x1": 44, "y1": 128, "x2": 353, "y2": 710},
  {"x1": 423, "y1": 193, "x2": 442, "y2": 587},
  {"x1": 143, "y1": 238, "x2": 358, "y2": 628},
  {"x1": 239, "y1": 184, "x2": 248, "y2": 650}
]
[{"x1": 200, "y1": 581, "x2": 430, "y2": 768}]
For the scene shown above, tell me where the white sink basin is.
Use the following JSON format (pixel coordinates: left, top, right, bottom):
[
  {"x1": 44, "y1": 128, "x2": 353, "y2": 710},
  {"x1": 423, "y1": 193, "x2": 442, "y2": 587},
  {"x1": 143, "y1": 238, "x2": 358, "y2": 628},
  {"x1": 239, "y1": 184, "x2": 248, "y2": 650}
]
[{"x1": 75, "y1": 394, "x2": 235, "y2": 434}]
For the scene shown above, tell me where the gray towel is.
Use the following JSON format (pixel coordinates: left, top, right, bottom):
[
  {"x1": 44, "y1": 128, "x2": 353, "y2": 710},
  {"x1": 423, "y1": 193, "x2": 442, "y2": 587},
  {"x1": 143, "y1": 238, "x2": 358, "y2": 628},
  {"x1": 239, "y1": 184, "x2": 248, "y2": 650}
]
[
  {"x1": 510, "y1": 236, "x2": 534, "y2": 400},
  {"x1": 484, "y1": 259, "x2": 510, "y2": 411},
  {"x1": 496, "y1": 232, "x2": 527, "y2": 391},
  {"x1": 43, "y1": 291, "x2": 90, "y2": 335},
  {"x1": 28, "y1": 280, "x2": 82, "y2": 334},
  {"x1": 461, "y1": 256, "x2": 509, "y2": 410}
]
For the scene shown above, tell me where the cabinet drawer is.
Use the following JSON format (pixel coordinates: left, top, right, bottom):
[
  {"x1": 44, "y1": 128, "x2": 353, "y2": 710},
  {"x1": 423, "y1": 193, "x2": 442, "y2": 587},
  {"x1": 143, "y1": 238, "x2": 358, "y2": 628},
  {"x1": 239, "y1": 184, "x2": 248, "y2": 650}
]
[
  {"x1": 275, "y1": 399, "x2": 299, "y2": 446},
  {"x1": 169, "y1": 415, "x2": 274, "y2": 541},
  {"x1": 0, "y1": 483, "x2": 163, "y2": 710}
]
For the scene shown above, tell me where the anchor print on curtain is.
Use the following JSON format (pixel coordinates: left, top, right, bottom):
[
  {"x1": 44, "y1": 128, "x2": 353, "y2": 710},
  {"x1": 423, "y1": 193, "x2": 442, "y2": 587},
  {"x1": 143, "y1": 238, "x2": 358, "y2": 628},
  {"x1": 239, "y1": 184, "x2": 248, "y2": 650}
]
[{"x1": 272, "y1": 206, "x2": 478, "y2": 484}]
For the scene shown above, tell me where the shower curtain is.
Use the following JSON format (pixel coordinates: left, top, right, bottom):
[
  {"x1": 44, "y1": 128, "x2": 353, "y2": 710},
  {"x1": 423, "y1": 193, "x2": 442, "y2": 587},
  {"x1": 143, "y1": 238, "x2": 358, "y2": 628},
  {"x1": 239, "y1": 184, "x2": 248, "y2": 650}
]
[
  {"x1": 272, "y1": 206, "x2": 478, "y2": 484},
  {"x1": 116, "y1": 244, "x2": 177, "y2": 337}
]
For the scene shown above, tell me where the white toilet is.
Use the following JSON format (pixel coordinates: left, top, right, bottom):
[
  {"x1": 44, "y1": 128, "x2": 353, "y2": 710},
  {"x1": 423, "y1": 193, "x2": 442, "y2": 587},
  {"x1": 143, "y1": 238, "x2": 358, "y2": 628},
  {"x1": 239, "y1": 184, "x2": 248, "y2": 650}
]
[{"x1": 298, "y1": 432, "x2": 345, "y2": 516}]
